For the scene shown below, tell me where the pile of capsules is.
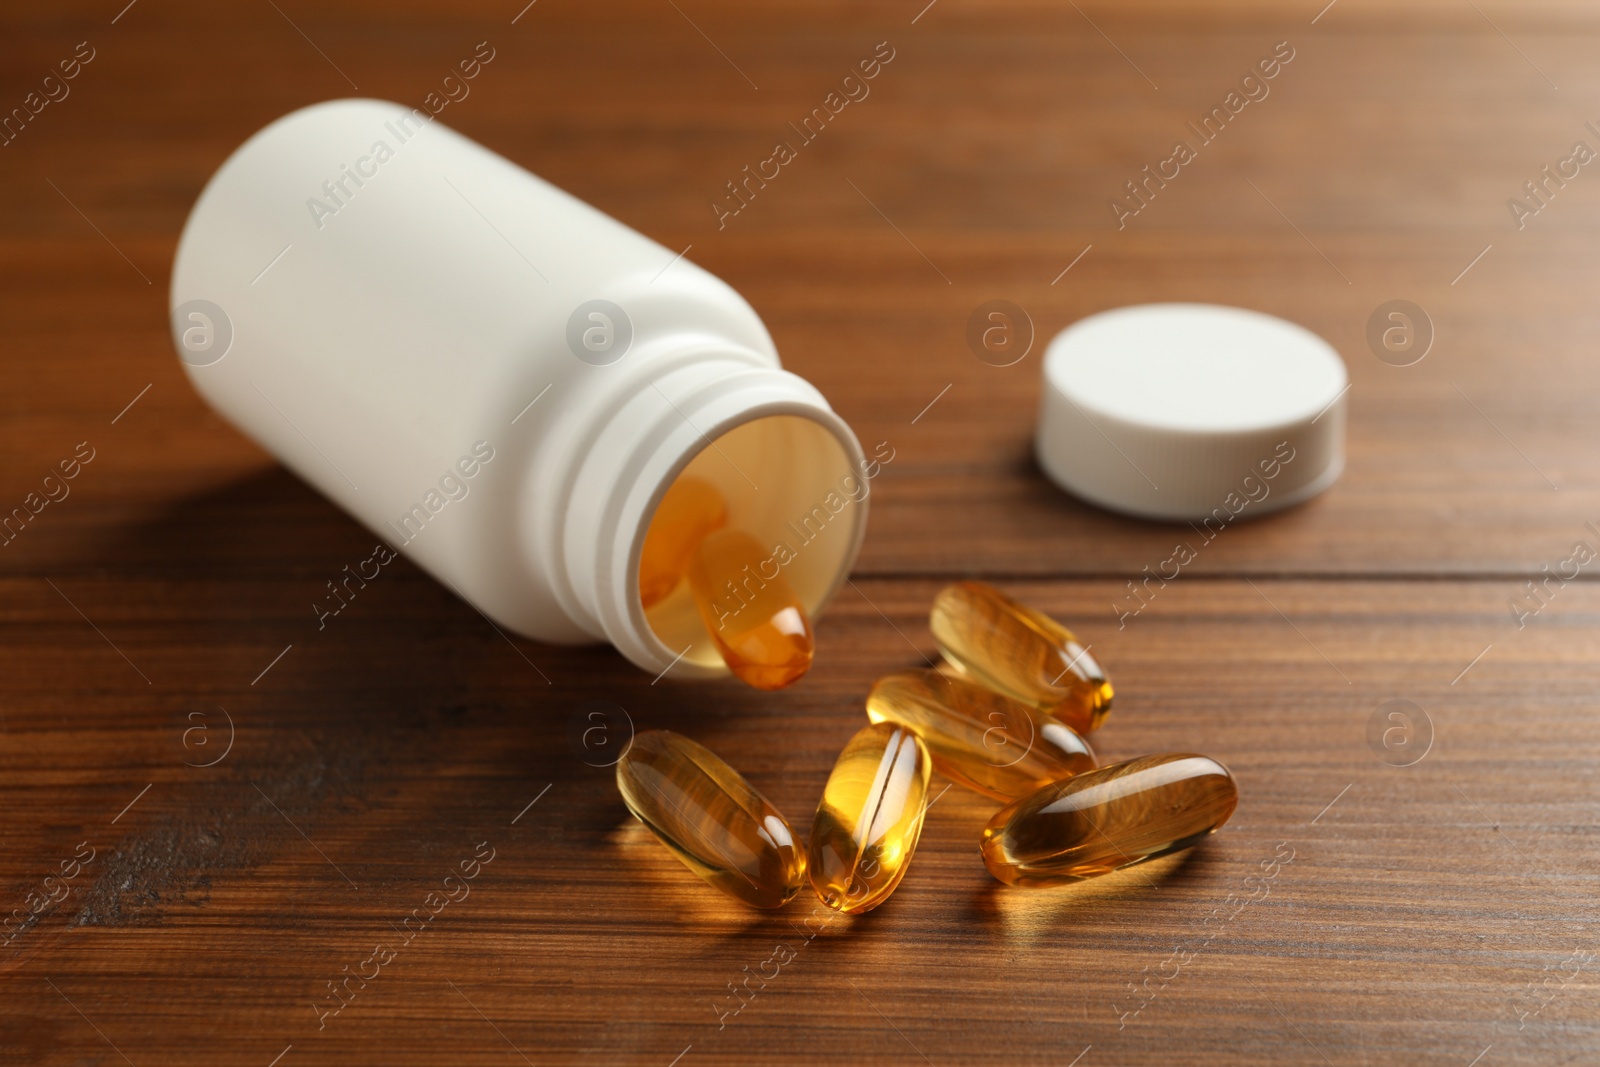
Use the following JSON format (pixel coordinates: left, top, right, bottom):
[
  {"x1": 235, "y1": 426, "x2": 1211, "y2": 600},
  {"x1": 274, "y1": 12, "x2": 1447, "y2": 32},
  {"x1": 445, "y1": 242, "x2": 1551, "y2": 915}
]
[{"x1": 616, "y1": 580, "x2": 1239, "y2": 913}]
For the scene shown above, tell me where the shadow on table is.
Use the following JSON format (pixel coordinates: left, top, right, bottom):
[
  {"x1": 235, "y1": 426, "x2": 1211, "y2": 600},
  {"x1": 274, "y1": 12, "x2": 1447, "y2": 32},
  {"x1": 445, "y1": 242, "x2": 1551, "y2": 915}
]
[
  {"x1": 64, "y1": 467, "x2": 646, "y2": 908},
  {"x1": 963, "y1": 845, "x2": 1221, "y2": 943},
  {"x1": 68, "y1": 464, "x2": 822, "y2": 933},
  {"x1": 97, "y1": 464, "x2": 373, "y2": 580}
]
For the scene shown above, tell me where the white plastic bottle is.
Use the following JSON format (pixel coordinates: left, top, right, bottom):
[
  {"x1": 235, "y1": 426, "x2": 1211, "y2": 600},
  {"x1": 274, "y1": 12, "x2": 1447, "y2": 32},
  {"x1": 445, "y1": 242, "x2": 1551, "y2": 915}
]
[{"x1": 169, "y1": 99, "x2": 872, "y2": 678}]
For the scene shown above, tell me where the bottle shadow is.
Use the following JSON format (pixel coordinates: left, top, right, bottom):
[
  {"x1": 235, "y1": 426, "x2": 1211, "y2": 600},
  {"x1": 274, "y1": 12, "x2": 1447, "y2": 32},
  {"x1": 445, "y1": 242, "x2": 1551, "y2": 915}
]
[
  {"x1": 68, "y1": 465, "x2": 729, "y2": 924},
  {"x1": 71, "y1": 465, "x2": 914, "y2": 946},
  {"x1": 100, "y1": 464, "x2": 372, "y2": 581}
]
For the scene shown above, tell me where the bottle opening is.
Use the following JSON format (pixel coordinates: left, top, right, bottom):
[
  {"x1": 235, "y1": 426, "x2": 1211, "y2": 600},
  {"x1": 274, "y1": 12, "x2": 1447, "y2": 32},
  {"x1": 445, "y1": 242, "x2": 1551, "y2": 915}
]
[{"x1": 640, "y1": 414, "x2": 867, "y2": 672}]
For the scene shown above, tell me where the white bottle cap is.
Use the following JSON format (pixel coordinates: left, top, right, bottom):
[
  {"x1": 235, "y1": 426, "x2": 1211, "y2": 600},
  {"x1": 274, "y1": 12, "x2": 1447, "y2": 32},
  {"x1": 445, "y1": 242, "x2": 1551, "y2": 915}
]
[{"x1": 1036, "y1": 303, "x2": 1347, "y2": 522}]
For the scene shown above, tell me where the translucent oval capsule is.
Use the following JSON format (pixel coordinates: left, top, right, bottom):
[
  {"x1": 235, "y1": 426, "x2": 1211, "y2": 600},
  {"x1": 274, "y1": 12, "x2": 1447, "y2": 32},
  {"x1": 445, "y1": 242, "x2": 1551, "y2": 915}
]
[
  {"x1": 808, "y1": 722, "x2": 931, "y2": 914},
  {"x1": 930, "y1": 581, "x2": 1113, "y2": 734},
  {"x1": 688, "y1": 529, "x2": 814, "y2": 690},
  {"x1": 615, "y1": 730, "x2": 805, "y2": 909},
  {"x1": 638, "y1": 475, "x2": 728, "y2": 609},
  {"x1": 980, "y1": 754, "x2": 1238, "y2": 887},
  {"x1": 866, "y1": 669, "x2": 1096, "y2": 800}
]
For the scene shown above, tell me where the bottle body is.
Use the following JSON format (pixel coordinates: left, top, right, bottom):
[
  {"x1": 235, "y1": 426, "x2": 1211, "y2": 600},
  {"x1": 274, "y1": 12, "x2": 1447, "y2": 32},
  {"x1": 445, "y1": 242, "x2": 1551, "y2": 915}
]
[{"x1": 170, "y1": 99, "x2": 870, "y2": 676}]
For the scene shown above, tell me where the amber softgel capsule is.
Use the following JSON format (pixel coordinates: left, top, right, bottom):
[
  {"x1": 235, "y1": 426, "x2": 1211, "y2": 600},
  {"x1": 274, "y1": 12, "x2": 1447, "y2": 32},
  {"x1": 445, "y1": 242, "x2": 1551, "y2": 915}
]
[
  {"x1": 866, "y1": 669, "x2": 1096, "y2": 801},
  {"x1": 930, "y1": 581, "x2": 1113, "y2": 734},
  {"x1": 615, "y1": 730, "x2": 805, "y2": 909},
  {"x1": 808, "y1": 722, "x2": 931, "y2": 914},
  {"x1": 980, "y1": 753, "x2": 1238, "y2": 887},
  {"x1": 688, "y1": 529, "x2": 815, "y2": 690},
  {"x1": 638, "y1": 475, "x2": 729, "y2": 610}
]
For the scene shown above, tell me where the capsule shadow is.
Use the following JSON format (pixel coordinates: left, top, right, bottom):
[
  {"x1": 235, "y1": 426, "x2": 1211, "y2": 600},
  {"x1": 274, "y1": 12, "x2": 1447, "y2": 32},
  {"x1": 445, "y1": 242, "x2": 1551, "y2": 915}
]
[{"x1": 965, "y1": 846, "x2": 1215, "y2": 942}]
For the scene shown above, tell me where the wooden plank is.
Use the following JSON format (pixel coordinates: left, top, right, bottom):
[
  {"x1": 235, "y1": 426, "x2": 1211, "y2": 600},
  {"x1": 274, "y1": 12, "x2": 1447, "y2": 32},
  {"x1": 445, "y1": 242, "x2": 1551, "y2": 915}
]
[
  {"x1": 2, "y1": 1, "x2": 1597, "y2": 1063},
  {"x1": 0, "y1": 577, "x2": 1593, "y2": 1064},
  {"x1": 5, "y1": 8, "x2": 1600, "y2": 575}
]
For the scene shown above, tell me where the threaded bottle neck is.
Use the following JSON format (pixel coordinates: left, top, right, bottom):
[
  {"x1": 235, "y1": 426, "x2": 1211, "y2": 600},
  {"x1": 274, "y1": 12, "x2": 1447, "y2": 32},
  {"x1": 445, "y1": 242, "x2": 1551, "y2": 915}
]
[{"x1": 547, "y1": 342, "x2": 868, "y2": 676}]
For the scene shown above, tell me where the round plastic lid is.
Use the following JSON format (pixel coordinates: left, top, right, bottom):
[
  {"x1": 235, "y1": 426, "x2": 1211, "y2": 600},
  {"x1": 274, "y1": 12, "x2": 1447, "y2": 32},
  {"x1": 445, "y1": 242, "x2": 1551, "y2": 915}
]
[{"x1": 1036, "y1": 303, "x2": 1347, "y2": 522}]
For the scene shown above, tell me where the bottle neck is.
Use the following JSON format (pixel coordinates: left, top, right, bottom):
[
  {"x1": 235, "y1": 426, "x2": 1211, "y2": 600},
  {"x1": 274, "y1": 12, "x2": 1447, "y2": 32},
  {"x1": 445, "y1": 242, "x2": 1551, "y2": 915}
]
[{"x1": 544, "y1": 340, "x2": 869, "y2": 676}]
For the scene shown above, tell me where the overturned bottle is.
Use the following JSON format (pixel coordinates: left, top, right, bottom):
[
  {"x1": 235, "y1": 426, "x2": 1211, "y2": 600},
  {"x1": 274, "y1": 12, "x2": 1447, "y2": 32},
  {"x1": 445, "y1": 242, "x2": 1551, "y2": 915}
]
[{"x1": 170, "y1": 98, "x2": 873, "y2": 683}]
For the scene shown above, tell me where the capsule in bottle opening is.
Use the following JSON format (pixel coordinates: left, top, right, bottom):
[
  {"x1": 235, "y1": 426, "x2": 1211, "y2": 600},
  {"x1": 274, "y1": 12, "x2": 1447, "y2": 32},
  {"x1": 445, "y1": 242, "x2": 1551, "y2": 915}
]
[
  {"x1": 639, "y1": 475, "x2": 728, "y2": 610},
  {"x1": 688, "y1": 529, "x2": 815, "y2": 690}
]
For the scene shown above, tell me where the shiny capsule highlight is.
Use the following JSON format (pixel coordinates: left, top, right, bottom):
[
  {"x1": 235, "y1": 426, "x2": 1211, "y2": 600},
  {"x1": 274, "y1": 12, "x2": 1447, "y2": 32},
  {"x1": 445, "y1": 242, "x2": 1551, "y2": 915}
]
[
  {"x1": 688, "y1": 529, "x2": 815, "y2": 690},
  {"x1": 930, "y1": 581, "x2": 1113, "y2": 734},
  {"x1": 980, "y1": 753, "x2": 1238, "y2": 887},
  {"x1": 616, "y1": 730, "x2": 805, "y2": 909},
  {"x1": 808, "y1": 722, "x2": 931, "y2": 914},
  {"x1": 866, "y1": 669, "x2": 1096, "y2": 801}
]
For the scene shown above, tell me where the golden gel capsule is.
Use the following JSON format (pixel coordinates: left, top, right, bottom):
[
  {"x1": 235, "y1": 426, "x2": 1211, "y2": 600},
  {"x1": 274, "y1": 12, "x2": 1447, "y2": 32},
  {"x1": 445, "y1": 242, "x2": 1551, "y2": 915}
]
[
  {"x1": 615, "y1": 730, "x2": 805, "y2": 909},
  {"x1": 688, "y1": 529, "x2": 814, "y2": 690},
  {"x1": 980, "y1": 754, "x2": 1238, "y2": 888},
  {"x1": 930, "y1": 581, "x2": 1113, "y2": 734},
  {"x1": 639, "y1": 475, "x2": 728, "y2": 609},
  {"x1": 808, "y1": 722, "x2": 932, "y2": 914},
  {"x1": 866, "y1": 669, "x2": 1096, "y2": 801}
]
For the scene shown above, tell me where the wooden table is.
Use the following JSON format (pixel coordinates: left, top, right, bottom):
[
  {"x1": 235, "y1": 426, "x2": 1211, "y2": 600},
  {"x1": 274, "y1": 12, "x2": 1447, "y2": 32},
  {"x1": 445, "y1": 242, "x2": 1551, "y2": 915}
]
[{"x1": 3, "y1": 1, "x2": 1597, "y2": 1063}]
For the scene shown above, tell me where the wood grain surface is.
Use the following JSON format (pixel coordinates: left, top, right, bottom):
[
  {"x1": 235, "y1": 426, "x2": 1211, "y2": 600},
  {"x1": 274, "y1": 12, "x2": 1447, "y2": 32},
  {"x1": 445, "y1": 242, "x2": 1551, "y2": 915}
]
[{"x1": 3, "y1": 1, "x2": 1598, "y2": 1064}]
